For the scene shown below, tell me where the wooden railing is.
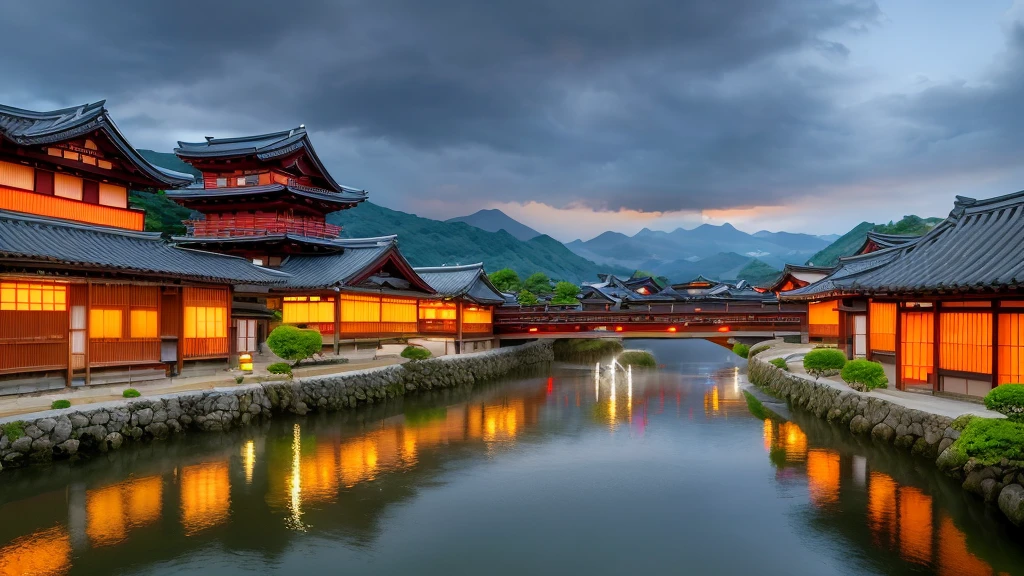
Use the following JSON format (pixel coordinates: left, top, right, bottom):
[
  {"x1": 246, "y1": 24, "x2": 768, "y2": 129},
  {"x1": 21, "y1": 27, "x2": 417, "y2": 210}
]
[
  {"x1": 463, "y1": 323, "x2": 493, "y2": 334},
  {"x1": 493, "y1": 309, "x2": 805, "y2": 336},
  {"x1": 184, "y1": 214, "x2": 341, "y2": 239},
  {"x1": 183, "y1": 337, "x2": 229, "y2": 359},
  {"x1": 419, "y1": 319, "x2": 457, "y2": 333}
]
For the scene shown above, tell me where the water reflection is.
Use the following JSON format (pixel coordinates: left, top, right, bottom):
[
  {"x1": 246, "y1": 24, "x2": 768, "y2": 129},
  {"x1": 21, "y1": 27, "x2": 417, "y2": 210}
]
[{"x1": 0, "y1": 359, "x2": 1021, "y2": 576}]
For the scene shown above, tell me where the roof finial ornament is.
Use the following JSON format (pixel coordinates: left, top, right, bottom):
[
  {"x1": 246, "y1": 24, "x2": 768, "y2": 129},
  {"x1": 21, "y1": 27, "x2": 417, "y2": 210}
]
[
  {"x1": 299, "y1": 124, "x2": 305, "y2": 129},
  {"x1": 204, "y1": 136, "x2": 214, "y2": 142}
]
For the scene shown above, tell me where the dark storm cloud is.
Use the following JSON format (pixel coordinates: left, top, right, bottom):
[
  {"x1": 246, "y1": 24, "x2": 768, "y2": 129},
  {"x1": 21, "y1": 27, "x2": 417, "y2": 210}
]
[{"x1": 0, "y1": 1, "x2": 889, "y2": 212}]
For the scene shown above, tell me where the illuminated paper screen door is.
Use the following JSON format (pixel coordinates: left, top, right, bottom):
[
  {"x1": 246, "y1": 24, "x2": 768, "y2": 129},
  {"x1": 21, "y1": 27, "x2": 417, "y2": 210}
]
[{"x1": 236, "y1": 319, "x2": 256, "y2": 353}]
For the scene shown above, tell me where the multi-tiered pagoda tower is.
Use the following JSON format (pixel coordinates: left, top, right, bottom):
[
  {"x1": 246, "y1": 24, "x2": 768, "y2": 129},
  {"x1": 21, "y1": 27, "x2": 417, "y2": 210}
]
[{"x1": 168, "y1": 127, "x2": 367, "y2": 266}]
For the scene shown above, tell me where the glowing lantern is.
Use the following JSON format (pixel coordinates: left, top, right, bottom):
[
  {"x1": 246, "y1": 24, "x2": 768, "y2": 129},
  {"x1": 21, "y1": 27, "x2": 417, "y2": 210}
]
[
  {"x1": 528, "y1": 327, "x2": 538, "y2": 333},
  {"x1": 615, "y1": 326, "x2": 624, "y2": 332},
  {"x1": 239, "y1": 353, "x2": 253, "y2": 373},
  {"x1": 667, "y1": 326, "x2": 677, "y2": 333},
  {"x1": 717, "y1": 326, "x2": 730, "y2": 332}
]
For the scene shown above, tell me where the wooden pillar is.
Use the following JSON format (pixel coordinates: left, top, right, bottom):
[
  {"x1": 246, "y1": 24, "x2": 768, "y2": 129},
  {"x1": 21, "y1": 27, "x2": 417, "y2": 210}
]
[
  {"x1": 837, "y1": 307, "x2": 848, "y2": 356},
  {"x1": 177, "y1": 287, "x2": 184, "y2": 376},
  {"x1": 333, "y1": 292, "x2": 341, "y2": 355},
  {"x1": 800, "y1": 301, "x2": 809, "y2": 344},
  {"x1": 85, "y1": 281, "x2": 92, "y2": 386},
  {"x1": 894, "y1": 305, "x2": 903, "y2": 391},
  {"x1": 456, "y1": 300, "x2": 463, "y2": 354},
  {"x1": 992, "y1": 302, "x2": 1000, "y2": 389},
  {"x1": 66, "y1": 287, "x2": 73, "y2": 388},
  {"x1": 932, "y1": 303, "x2": 941, "y2": 393}
]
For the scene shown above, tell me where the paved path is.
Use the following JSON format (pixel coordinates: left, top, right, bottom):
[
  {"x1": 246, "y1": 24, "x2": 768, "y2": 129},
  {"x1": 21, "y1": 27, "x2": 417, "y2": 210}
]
[
  {"x1": 760, "y1": 343, "x2": 1001, "y2": 420},
  {"x1": 0, "y1": 356, "x2": 404, "y2": 419}
]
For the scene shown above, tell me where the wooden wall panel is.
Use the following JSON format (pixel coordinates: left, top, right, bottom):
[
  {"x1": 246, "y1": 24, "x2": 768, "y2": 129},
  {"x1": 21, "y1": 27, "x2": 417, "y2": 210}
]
[
  {"x1": 183, "y1": 286, "x2": 230, "y2": 359},
  {"x1": 0, "y1": 186, "x2": 144, "y2": 230}
]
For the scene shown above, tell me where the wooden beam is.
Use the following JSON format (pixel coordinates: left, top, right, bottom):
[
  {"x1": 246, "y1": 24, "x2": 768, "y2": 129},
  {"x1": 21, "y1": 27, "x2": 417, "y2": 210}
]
[
  {"x1": 456, "y1": 300, "x2": 464, "y2": 355},
  {"x1": 932, "y1": 303, "x2": 941, "y2": 393},
  {"x1": 895, "y1": 306, "x2": 903, "y2": 391},
  {"x1": 333, "y1": 293, "x2": 341, "y2": 355},
  {"x1": 85, "y1": 281, "x2": 92, "y2": 386},
  {"x1": 992, "y1": 302, "x2": 1000, "y2": 389}
]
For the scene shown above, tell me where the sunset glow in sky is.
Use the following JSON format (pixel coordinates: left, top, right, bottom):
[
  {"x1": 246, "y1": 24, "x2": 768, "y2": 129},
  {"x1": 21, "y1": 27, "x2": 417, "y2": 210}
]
[{"x1": 4, "y1": 1, "x2": 1024, "y2": 241}]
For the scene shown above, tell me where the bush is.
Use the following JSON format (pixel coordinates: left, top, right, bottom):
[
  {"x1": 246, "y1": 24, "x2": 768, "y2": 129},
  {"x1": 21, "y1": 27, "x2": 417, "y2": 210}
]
[
  {"x1": 803, "y1": 348, "x2": 846, "y2": 379},
  {"x1": 517, "y1": 290, "x2": 539, "y2": 306},
  {"x1": 401, "y1": 346, "x2": 432, "y2": 361},
  {"x1": 619, "y1": 350, "x2": 656, "y2": 369},
  {"x1": 949, "y1": 417, "x2": 1024, "y2": 465},
  {"x1": 951, "y1": 414, "x2": 977, "y2": 432},
  {"x1": 235, "y1": 376, "x2": 245, "y2": 384},
  {"x1": 841, "y1": 359, "x2": 888, "y2": 391},
  {"x1": 749, "y1": 344, "x2": 771, "y2": 357},
  {"x1": 2, "y1": 421, "x2": 25, "y2": 441},
  {"x1": 769, "y1": 357, "x2": 788, "y2": 371},
  {"x1": 123, "y1": 389, "x2": 141, "y2": 398},
  {"x1": 50, "y1": 400, "x2": 71, "y2": 410},
  {"x1": 267, "y1": 362, "x2": 292, "y2": 375},
  {"x1": 267, "y1": 325, "x2": 323, "y2": 366},
  {"x1": 733, "y1": 343, "x2": 750, "y2": 359},
  {"x1": 984, "y1": 384, "x2": 1024, "y2": 421}
]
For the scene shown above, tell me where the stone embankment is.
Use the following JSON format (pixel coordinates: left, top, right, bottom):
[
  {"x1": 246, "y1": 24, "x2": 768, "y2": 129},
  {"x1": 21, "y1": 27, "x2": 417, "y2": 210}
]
[
  {"x1": 0, "y1": 341, "x2": 553, "y2": 469},
  {"x1": 748, "y1": 355, "x2": 1024, "y2": 527}
]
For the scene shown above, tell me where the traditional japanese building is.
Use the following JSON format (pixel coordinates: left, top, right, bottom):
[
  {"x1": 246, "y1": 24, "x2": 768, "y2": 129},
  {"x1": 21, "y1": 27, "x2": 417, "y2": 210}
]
[
  {"x1": 412, "y1": 263, "x2": 505, "y2": 353},
  {"x1": 0, "y1": 102, "x2": 283, "y2": 394},
  {"x1": 781, "y1": 192, "x2": 1024, "y2": 398},
  {"x1": 764, "y1": 264, "x2": 834, "y2": 294}
]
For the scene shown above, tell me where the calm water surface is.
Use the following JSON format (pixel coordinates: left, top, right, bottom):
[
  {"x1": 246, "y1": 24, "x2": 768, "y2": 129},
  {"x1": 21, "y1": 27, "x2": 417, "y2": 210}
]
[{"x1": 2, "y1": 340, "x2": 1023, "y2": 575}]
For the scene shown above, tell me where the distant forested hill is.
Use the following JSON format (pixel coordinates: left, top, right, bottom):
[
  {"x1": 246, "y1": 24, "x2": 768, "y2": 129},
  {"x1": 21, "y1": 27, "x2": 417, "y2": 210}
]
[
  {"x1": 330, "y1": 202, "x2": 625, "y2": 282},
  {"x1": 806, "y1": 216, "x2": 942, "y2": 267}
]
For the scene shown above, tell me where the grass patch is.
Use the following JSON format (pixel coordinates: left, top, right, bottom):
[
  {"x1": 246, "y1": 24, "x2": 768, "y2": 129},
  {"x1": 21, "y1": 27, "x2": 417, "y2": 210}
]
[
  {"x1": 803, "y1": 348, "x2": 846, "y2": 379},
  {"x1": 947, "y1": 417, "x2": 1024, "y2": 466},
  {"x1": 2, "y1": 421, "x2": 25, "y2": 441},
  {"x1": 401, "y1": 346, "x2": 432, "y2": 361},
  {"x1": 743, "y1": 391, "x2": 771, "y2": 420},
  {"x1": 619, "y1": 350, "x2": 656, "y2": 369},
  {"x1": 769, "y1": 357, "x2": 788, "y2": 371},
  {"x1": 951, "y1": 414, "x2": 977, "y2": 432},
  {"x1": 50, "y1": 400, "x2": 71, "y2": 410},
  {"x1": 732, "y1": 343, "x2": 750, "y2": 359},
  {"x1": 267, "y1": 362, "x2": 292, "y2": 375},
  {"x1": 553, "y1": 339, "x2": 624, "y2": 364},
  {"x1": 123, "y1": 388, "x2": 141, "y2": 398}
]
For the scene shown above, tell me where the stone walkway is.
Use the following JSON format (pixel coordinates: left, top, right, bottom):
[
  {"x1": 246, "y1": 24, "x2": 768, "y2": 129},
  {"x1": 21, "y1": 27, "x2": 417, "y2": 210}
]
[
  {"x1": 0, "y1": 354, "x2": 404, "y2": 419},
  {"x1": 763, "y1": 343, "x2": 1000, "y2": 420}
]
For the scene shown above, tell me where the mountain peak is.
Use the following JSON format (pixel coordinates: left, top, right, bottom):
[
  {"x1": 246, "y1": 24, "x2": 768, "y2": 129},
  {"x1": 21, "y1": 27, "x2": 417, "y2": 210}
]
[{"x1": 446, "y1": 209, "x2": 541, "y2": 241}]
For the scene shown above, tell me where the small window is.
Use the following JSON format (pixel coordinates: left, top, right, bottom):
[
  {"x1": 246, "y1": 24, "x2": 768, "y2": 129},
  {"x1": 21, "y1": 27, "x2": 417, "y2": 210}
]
[
  {"x1": 130, "y1": 309, "x2": 158, "y2": 338},
  {"x1": 97, "y1": 160, "x2": 113, "y2": 170},
  {"x1": 82, "y1": 155, "x2": 97, "y2": 166},
  {"x1": 245, "y1": 174, "x2": 260, "y2": 186},
  {"x1": 63, "y1": 150, "x2": 80, "y2": 161},
  {"x1": 236, "y1": 176, "x2": 246, "y2": 186},
  {"x1": 216, "y1": 177, "x2": 228, "y2": 187},
  {"x1": 90, "y1": 309, "x2": 123, "y2": 339},
  {"x1": 252, "y1": 258, "x2": 264, "y2": 266}
]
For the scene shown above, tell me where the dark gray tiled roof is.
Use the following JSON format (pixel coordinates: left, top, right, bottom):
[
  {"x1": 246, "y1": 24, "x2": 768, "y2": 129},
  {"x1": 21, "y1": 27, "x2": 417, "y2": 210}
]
[
  {"x1": 783, "y1": 192, "x2": 1024, "y2": 298},
  {"x1": 0, "y1": 101, "x2": 193, "y2": 188},
  {"x1": 0, "y1": 211, "x2": 286, "y2": 284},
  {"x1": 276, "y1": 236, "x2": 432, "y2": 292},
  {"x1": 175, "y1": 127, "x2": 365, "y2": 197},
  {"x1": 413, "y1": 263, "x2": 506, "y2": 305},
  {"x1": 165, "y1": 182, "x2": 365, "y2": 205}
]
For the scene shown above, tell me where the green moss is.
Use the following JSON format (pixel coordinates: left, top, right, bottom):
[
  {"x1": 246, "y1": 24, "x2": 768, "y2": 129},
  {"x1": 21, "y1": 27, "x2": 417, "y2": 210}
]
[
  {"x1": 2, "y1": 421, "x2": 25, "y2": 441},
  {"x1": 404, "y1": 407, "x2": 447, "y2": 426},
  {"x1": 743, "y1": 391, "x2": 771, "y2": 420},
  {"x1": 235, "y1": 376, "x2": 245, "y2": 384},
  {"x1": 619, "y1": 350, "x2": 656, "y2": 369},
  {"x1": 748, "y1": 344, "x2": 771, "y2": 357},
  {"x1": 840, "y1": 359, "x2": 888, "y2": 390},
  {"x1": 401, "y1": 346, "x2": 432, "y2": 361},
  {"x1": 803, "y1": 348, "x2": 846, "y2": 379},
  {"x1": 552, "y1": 339, "x2": 624, "y2": 364},
  {"x1": 122, "y1": 389, "x2": 141, "y2": 398},
  {"x1": 951, "y1": 414, "x2": 977, "y2": 432},
  {"x1": 949, "y1": 417, "x2": 1024, "y2": 466},
  {"x1": 984, "y1": 384, "x2": 1024, "y2": 421},
  {"x1": 769, "y1": 357, "x2": 788, "y2": 371},
  {"x1": 267, "y1": 362, "x2": 293, "y2": 375},
  {"x1": 50, "y1": 400, "x2": 71, "y2": 410},
  {"x1": 732, "y1": 343, "x2": 750, "y2": 359}
]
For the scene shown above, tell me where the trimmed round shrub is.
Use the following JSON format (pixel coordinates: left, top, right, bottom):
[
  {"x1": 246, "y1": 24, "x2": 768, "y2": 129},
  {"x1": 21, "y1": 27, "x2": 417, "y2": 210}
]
[
  {"x1": 732, "y1": 343, "x2": 750, "y2": 359},
  {"x1": 984, "y1": 384, "x2": 1024, "y2": 421},
  {"x1": 267, "y1": 325, "x2": 323, "y2": 366},
  {"x1": 123, "y1": 388, "x2": 141, "y2": 398},
  {"x1": 267, "y1": 362, "x2": 293, "y2": 375},
  {"x1": 749, "y1": 344, "x2": 771, "y2": 357},
  {"x1": 619, "y1": 350, "x2": 656, "y2": 369},
  {"x1": 802, "y1": 348, "x2": 846, "y2": 379},
  {"x1": 769, "y1": 357, "x2": 788, "y2": 371},
  {"x1": 841, "y1": 359, "x2": 888, "y2": 391},
  {"x1": 50, "y1": 399, "x2": 71, "y2": 410},
  {"x1": 401, "y1": 346, "x2": 432, "y2": 361}
]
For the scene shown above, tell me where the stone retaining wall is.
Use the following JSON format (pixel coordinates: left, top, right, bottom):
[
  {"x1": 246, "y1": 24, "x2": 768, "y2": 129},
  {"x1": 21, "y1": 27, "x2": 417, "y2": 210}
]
[
  {"x1": 0, "y1": 341, "x2": 553, "y2": 470},
  {"x1": 748, "y1": 355, "x2": 1024, "y2": 527}
]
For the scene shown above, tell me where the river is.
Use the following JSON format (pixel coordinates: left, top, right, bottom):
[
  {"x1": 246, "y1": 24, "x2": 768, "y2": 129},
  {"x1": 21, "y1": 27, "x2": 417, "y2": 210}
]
[{"x1": 1, "y1": 340, "x2": 1022, "y2": 575}]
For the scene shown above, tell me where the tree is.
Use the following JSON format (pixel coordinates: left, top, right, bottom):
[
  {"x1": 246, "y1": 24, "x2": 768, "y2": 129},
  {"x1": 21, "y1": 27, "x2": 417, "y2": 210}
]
[
  {"x1": 517, "y1": 290, "x2": 539, "y2": 305},
  {"x1": 550, "y1": 281, "x2": 580, "y2": 305},
  {"x1": 489, "y1": 268, "x2": 521, "y2": 293},
  {"x1": 523, "y1": 272, "x2": 552, "y2": 295},
  {"x1": 266, "y1": 325, "x2": 323, "y2": 366}
]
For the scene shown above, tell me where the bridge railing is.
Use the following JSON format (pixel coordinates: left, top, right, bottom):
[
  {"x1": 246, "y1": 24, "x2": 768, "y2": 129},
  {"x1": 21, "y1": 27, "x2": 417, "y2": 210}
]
[{"x1": 492, "y1": 309, "x2": 805, "y2": 336}]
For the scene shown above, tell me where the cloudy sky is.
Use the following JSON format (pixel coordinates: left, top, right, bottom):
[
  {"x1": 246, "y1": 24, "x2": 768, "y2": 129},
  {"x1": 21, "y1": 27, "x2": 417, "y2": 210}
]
[{"x1": 3, "y1": 0, "x2": 1024, "y2": 241}]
